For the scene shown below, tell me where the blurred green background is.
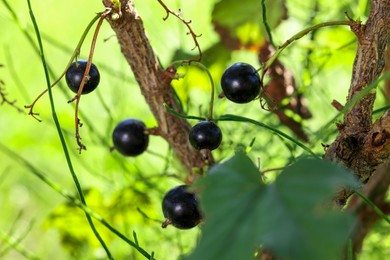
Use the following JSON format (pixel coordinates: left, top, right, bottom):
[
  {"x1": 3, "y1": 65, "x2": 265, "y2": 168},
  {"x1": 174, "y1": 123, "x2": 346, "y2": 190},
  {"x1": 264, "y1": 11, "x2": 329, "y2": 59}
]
[{"x1": 0, "y1": 0, "x2": 388, "y2": 259}]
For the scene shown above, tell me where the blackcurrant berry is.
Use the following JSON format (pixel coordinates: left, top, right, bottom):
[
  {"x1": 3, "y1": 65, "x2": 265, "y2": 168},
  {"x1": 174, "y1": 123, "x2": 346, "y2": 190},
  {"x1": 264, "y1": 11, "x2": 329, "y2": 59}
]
[
  {"x1": 189, "y1": 121, "x2": 222, "y2": 151},
  {"x1": 65, "y1": 60, "x2": 100, "y2": 94},
  {"x1": 162, "y1": 185, "x2": 202, "y2": 229},
  {"x1": 112, "y1": 118, "x2": 149, "y2": 156},
  {"x1": 221, "y1": 62, "x2": 261, "y2": 103}
]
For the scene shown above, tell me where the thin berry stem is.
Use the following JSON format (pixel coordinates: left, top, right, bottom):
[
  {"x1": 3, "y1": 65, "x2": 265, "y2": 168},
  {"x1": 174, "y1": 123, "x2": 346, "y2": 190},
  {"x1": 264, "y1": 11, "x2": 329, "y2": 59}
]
[
  {"x1": 194, "y1": 62, "x2": 215, "y2": 121},
  {"x1": 69, "y1": 11, "x2": 110, "y2": 152},
  {"x1": 24, "y1": 13, "x2": 101, "y2": 120},
  {"x1": 216, "y1": 114, "x2": 319, "y2": 158},
  {"x1": 170, "y1": 61, "x2": 215, "y2": 120},
  {"x1": 156, "y1": 0, "x2": 202, "y2": 61},
  {"x1": 261, "y1": 20, "x2": 354, "y2": 77},
  {"x1": 164, "y1": 103, "x2": 205, "y2": 121}
]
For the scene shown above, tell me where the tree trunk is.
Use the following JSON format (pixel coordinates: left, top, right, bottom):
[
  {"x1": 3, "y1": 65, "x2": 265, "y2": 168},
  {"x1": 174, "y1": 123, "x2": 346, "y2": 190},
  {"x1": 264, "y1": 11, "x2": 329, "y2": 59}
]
[
  {"x1": 101, "y1": 0, "x2": 211, "y2": 181},
  {"x1": 324, "y1": 0, "x2": 390, "y2": 205}
]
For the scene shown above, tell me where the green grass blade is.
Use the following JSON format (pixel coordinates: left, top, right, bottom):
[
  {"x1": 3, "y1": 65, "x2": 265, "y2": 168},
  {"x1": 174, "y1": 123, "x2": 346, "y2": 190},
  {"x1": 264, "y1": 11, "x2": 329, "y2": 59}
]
[{"x1": 25, "y1": 0, "x2": 112, "y2": 258}]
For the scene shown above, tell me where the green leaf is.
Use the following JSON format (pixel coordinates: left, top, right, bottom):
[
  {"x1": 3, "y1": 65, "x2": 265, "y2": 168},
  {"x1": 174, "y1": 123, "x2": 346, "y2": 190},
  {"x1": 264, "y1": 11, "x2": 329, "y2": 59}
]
[{"x1": 187, "y1": 153, "x2": 360, "y2": 260}]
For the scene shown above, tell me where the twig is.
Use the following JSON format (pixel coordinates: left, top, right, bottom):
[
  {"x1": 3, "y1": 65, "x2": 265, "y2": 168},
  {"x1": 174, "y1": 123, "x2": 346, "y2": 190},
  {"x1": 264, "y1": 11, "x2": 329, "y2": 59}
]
[
  {"x1": 68, "y1": 10, "x2": 110, "y2": 152},
  {"x1": 24, "y1": 13, "x2": 102, "y2": 122},
  {"x1": 169, "y1": 61, "x2": 215, "y2": 120},
  {"x1": 261, "y1": 20, "x2": 354, "y2": 77},
  {"x1": 0, "y1": 80, "x2": 24, "y2": 113},
  {"x1": 102, "y1": 0, "x2": 209, "y2": 175},
  {"x1": 156, "y1": 0, "x2": 202, "y2": 61},
  {"x1": 26, "y1": 1, "x2": 112, "y2": 258}
]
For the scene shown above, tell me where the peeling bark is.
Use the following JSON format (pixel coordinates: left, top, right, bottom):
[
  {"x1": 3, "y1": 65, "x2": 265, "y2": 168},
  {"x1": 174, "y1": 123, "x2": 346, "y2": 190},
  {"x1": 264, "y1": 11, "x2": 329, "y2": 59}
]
[{"x1": 101, "y1": 0, "x2": 210, "y2": 179}]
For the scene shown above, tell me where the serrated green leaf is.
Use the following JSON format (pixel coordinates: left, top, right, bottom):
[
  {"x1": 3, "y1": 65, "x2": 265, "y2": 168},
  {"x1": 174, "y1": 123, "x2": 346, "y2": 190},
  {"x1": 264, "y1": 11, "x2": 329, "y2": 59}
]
[
  {"x1": 262, "y1": 159, "x2": 360, "y2": 259},
  {"x1": 188, "y1": 152, "x2": 265, "y2": 260},
  {"x1": 187, "y1": 154, "x2": 360, "y2": 260}
]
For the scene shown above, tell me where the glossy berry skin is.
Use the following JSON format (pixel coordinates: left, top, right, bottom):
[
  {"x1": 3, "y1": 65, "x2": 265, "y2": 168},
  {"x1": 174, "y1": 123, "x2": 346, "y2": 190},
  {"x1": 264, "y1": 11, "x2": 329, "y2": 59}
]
[
  {"x1": 112, "y1": 119, "x2": 149, "y2": 156},
  {"x1": 65, "y1": 60, "x2": 100, "y2": 94},
  {"x1": 221, "y1": 62, "x2": 261, "y2": 103},
  {"x1": 189, "y1": 121, "x2": 222, "y2": 151},
  {"x1": 162, "y1": 185, "x2": 202, "y2": 229}
]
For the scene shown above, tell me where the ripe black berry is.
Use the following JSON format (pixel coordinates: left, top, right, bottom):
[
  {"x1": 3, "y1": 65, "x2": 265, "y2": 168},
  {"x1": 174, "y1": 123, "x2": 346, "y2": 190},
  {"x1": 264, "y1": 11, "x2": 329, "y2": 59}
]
[
  {"x1": 112, "y1": 118, "x2": 149, "y2": 156},
  {"x1": 162, "y1": 185, "x2": 202, "y2": 229},
  {"x1": 65, "y1": 60, "x2": 100, "y2": 94},
  {"x1": 221, "y1": 62, "x2": 261, "y2": 103},
  {"x1": 189, "y1": 121, "x2": 222, "y2": 151}
]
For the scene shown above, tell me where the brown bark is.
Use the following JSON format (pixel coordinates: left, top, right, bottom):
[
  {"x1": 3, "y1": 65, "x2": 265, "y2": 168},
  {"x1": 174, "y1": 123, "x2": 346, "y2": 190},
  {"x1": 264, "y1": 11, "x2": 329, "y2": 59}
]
[
  {"x1": 101, "y1": 0, "x2": 210, "y2": 179},
  {"x1": 347, "y1": 164, "x2": 390, "y2": 254},
  {"x1": 324, "y1": 0, "x2": 390, "y2": 205}
]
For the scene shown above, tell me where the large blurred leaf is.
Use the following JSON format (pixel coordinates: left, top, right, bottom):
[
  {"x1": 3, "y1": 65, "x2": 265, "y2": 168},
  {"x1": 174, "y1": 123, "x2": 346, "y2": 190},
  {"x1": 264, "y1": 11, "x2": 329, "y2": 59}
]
[
  {"x1": 212, "y1": 0, "x2": 287, "y2": 49},
  {"x1": 187, "y1": 153, "x2": 360, "y2": 260}
]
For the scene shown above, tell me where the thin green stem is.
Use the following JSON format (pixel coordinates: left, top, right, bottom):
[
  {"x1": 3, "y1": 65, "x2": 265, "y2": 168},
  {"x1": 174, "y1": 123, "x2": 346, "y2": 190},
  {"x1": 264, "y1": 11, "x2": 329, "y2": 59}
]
[
  {"x1": 261, "y1": 0, "x2": 274, "y2": 47},
  {"x1": 164, "y1": 103, "x2": 205, "y2": 121},
  {"x1": 0, "y1": 230, "x2": 40, "y2": 260},
  {"x1": 26, "y1": 1, "x2": 112, "y2": 259},
  {"x1": 0, "y1": 142, "x2": 156, "y2": 260},
  {"x1": 354, "y1": 190, "x2": 390, "y2": 225},
  {"x1": 193, "y1": 62, "x2": 215, "y2": 120},
  {"x1": 70, "y1": 13, "x2": 109, "y2": 152},
  {"x1": 373, "y1": 104, "x2": 390, "y2": 115},
  {"x1": 169, "y1": 61, "x2": 216, "y2": 120},
  {"x1": 25, "y1": 12, "x2": 101, "y2": 119},
  {"x1": 262, "y1": 20, "x2": 353, "y2": 75},
  {"x1": 4, "y1": 0, "x2": 115, "y2": 157},
  {"x1": 314, "y1": 71, "x2": 390, "y2": 142},
  {"x1": 164, "y1": 102, "x2": 318, "y2": 157},
  {"x1": 216, "y1": 114, "x2": 319, "y2": 158}
]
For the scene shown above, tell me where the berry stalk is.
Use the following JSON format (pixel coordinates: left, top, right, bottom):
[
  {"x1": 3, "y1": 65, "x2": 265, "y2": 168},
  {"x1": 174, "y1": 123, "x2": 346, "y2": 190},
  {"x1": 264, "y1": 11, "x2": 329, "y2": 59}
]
[
  {"x1": 69, "y1": 10, "x2": 110, "y2": 152},
  {"x1": 170, "y1": 61, "x2": 216, "y2": 120},
  {"x1": 262, "y1": 20, "x2": 354, "y2": 77},
  {"x1": 25, "y1": 13, "x2": 102, "y2": 120}
]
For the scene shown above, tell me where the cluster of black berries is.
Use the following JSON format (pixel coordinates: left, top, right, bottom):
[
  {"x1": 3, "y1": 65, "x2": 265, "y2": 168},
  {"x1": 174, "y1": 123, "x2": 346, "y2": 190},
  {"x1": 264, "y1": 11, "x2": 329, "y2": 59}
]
[
  {"x1": 66, "y1": 61, "x2": 260, "y2": 230},
  {"x1": 162, "y1": 62, "x2": 261, "y2": 230},
  {"x1": 66, "y1": 60, "x2": 259, "y2": 159}
]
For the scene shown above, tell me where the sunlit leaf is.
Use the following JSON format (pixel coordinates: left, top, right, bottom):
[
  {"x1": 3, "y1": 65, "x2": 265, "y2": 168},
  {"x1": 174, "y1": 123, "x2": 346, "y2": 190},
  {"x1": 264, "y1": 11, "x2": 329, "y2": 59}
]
[{"x1": 187, "y1": 153, "x2": 360, "y2": 260}]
